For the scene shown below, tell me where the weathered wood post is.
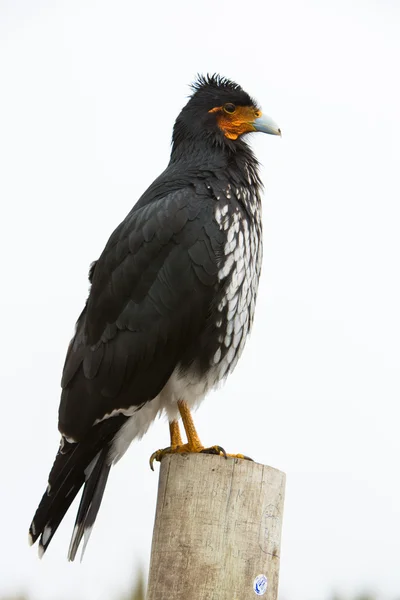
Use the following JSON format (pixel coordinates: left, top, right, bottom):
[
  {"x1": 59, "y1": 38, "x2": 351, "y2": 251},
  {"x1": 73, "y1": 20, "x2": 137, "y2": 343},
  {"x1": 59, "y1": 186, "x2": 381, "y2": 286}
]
[{"x1": 147, "y1": 453, "x2": 285, "y2": 600}]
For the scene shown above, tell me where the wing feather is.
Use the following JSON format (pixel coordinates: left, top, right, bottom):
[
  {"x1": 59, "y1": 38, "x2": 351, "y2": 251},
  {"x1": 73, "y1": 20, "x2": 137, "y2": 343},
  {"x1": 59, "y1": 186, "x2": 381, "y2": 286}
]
[{"x1": 59, "y1": 186, "x2": 224, "y2": 440}]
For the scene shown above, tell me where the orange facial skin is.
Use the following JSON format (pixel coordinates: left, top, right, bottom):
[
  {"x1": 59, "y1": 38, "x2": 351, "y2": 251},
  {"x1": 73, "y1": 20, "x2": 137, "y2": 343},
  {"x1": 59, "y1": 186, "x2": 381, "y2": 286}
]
[{"x1": 209, "y1": 105, "x2": 262, "y2": 140}]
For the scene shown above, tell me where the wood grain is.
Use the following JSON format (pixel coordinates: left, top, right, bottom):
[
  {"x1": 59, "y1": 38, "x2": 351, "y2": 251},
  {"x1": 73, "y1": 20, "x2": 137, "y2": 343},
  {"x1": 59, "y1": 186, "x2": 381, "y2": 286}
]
[{"x1": 147, "y1": 453, "x2": 285, "y2": 600}]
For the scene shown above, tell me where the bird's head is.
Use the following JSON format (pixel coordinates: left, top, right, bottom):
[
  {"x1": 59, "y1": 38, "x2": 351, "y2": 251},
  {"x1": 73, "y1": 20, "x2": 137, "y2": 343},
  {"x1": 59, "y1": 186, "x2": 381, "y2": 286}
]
[{"x1": 172, "y1": 74, "x2": 280, "y2": 151}]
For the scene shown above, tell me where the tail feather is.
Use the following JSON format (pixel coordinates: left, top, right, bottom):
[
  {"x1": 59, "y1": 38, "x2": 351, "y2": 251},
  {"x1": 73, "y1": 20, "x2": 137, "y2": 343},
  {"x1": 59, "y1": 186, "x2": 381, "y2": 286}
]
[
  {"x1": 80, "y1": 462, "x2": 110, "y2": 558},
  {"x1": 67, "y1": 446, "x2": 111, "y2": 561},
  {"x1": 29, "y1": 415, "x2": 127, "y2": 559},
  {"x1": 30, "y1": 445, "x2": 87, "y2": 554}
]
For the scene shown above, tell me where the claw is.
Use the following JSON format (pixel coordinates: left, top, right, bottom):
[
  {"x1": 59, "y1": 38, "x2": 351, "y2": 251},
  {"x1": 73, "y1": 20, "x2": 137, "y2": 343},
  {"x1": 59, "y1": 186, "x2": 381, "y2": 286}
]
[
  {"x1": 226, "y1": 453, "x2": 254, "y2": 461},
  {"x1": 149, "y1": 443, "x2": 251, "y2": 471},
  {"x1": 200, "y1": 445, "x2": 227, "y2": 458},
  {"x1": 149, "y1": 447, "x2": 172, "y2": 471},
  {"x1": 149, "y1": 443, "x2": 229, "y2": 470}
]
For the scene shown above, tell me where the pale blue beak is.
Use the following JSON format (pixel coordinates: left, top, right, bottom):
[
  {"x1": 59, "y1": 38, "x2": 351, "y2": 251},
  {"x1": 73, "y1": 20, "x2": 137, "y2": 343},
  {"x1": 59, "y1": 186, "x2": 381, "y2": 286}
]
[{"x1": 253, "y1": 113, "x2": 281, "y2": 136}]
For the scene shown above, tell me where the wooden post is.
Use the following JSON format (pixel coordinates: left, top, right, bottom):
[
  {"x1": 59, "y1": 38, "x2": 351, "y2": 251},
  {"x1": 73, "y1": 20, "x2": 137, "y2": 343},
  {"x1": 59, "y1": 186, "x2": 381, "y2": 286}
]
[{"x1": 147, "y1": 453, "x2": 286, "y2": 600}]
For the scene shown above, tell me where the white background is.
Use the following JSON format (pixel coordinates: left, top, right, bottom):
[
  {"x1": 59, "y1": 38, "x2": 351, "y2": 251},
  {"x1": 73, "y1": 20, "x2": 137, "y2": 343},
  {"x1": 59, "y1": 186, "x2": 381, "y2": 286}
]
[{"x1": 1, "y1": 1, "x2": 399, "y2": 599}]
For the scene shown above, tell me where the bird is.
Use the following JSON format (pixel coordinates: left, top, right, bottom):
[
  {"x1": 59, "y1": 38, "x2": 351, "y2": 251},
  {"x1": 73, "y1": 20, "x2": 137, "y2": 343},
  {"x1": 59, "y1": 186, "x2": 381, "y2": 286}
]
[{"x1": 28, "y1": 74, "x2": 281, "y2": 561}]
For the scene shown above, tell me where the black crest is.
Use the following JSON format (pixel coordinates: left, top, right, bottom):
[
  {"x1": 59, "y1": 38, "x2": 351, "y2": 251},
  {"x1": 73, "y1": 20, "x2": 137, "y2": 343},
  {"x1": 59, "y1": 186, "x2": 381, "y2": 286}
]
[
  {"x1": 171, "y1": 73, "x2": 259, "y2": 151},
  {"x1": 188, "y1": 73, "x2": 257, "y2": 109}
]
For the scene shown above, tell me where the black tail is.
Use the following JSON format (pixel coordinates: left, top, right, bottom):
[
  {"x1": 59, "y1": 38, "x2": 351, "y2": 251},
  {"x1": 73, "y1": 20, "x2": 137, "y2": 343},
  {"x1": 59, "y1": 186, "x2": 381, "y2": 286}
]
[
  {"x1": 29, "y1": 416, "x2": 127, "y2": 560},
  {"x1": 67, "y1": 446, "x2": 111, "y2": 561}
]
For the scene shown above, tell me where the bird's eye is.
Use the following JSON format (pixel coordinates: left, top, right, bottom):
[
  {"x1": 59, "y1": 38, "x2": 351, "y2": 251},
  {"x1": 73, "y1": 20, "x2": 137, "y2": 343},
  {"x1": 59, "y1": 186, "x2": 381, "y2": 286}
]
[{"x1": 223, "y1": 103, "x2": 236, "y2": 114}]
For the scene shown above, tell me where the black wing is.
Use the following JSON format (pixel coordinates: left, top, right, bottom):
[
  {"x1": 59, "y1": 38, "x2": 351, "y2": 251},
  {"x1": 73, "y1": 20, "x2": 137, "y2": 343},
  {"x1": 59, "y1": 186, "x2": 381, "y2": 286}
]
[{"x1": 59, "y1": 184, "x2": 224, "y2": 440}]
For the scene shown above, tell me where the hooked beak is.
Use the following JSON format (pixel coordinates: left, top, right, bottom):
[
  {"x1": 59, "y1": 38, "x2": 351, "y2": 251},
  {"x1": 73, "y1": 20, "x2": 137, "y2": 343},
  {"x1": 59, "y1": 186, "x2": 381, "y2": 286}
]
[{"x1": 253, "y1": 113, "x2": 281, "y2": 136}]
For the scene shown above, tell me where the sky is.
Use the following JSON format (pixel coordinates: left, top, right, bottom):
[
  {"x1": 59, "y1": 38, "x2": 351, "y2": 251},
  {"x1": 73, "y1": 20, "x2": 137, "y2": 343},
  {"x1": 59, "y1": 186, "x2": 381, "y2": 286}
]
[{"x1": 0, "y1": 0, "x2": 399, "y2": 599}]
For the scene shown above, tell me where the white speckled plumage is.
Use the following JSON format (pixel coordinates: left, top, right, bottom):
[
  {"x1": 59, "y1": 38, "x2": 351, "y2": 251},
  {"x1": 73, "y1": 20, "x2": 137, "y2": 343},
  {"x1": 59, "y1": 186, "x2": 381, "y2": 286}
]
[
  {"x1": 109, "y1": 180, "x2": 262, "y2": 466},
  {"x1": 28, "y1": 73, "x2": 281, "y2": 563}
]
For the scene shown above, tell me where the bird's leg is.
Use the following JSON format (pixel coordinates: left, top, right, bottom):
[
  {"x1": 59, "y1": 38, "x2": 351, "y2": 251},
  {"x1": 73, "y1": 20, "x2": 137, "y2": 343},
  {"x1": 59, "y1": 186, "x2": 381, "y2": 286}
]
[
  {"x1": 178, "y1": 400, "x2": 252, "y2": 460},
  {"x1": 169, "y1": 419, "x2": 183, "y2": 447},
  {"x1": 149, "y1": 400, "x2": 252, "y2": 469},
  {"x1": 178, "y1": 399, "x2": 227, "y2": 457},
  {"x1": 149, "y1": 420, "x2": 185, "y2": 470},
  {"x1": 177, "y1": 400, "x2": 203, "y2": 451},
  {"x1": 149, "y1": 401, "x2": 226, "y2": 470}
]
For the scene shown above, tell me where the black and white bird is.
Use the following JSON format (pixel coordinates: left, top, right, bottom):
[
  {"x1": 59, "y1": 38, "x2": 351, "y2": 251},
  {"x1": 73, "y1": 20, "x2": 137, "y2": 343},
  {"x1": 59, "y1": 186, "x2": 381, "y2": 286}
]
[{"x1": 29, "y1": 74, "x2": 281, "y2": 560}]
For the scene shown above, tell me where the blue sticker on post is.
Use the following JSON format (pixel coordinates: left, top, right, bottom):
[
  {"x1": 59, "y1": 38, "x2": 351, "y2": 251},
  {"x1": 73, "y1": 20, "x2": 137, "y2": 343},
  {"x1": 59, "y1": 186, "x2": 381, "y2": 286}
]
[{"x1": 254, "y1": 574, "x2": 268, "y2": 596}]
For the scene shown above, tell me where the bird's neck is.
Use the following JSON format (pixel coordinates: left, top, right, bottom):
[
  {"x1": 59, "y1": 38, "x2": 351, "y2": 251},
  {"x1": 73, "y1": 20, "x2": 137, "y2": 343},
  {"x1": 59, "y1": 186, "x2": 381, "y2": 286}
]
[{"x1": 169, "y1": 138, "x2": 261, "y2": 189}]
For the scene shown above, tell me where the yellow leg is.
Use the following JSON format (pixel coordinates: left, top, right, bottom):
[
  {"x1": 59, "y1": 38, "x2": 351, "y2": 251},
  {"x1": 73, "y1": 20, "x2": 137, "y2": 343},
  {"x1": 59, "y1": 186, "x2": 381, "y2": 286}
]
[
  {"x1": 169, "y1": 420, "x2": 183, "y2": 447},
  {"x1": 149, "y1": 401, "x2": 251, "y2": 470},
  {"x1": 177, "y1": 400, "x2": 203, "y2": 451},
  {"x1": 177, "y1": 401, "x2": 250, "y2": 458}
]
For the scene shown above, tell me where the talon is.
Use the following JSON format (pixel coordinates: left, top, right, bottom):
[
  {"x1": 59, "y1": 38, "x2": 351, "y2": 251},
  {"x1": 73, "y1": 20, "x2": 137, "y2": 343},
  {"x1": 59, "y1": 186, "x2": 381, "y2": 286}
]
[
  {"x1": 149, "y1": 451, "x2": 158, "y2": 471},
  {"x1": 200, "y1": 445, "x2": 227, "y2": 458},
  {"x1": 226, "y1": 453, "x2": 254, "y2": 461},
  {"x1": 149, "y1": 447, "x2": 172, "y2": 471},
  {"x1": 149, "y1": 436, "x2": 252, "y2": 471}
]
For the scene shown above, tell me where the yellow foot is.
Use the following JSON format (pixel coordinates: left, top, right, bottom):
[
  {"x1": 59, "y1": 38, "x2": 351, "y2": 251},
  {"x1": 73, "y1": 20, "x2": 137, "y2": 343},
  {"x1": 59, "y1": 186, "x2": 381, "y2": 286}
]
[
  {"x1": 149, "y1": 443, "x2": 227, "y2": 471},
  {"x1": 226, "y1": 453, "x2": 254, "y2": 461}
]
